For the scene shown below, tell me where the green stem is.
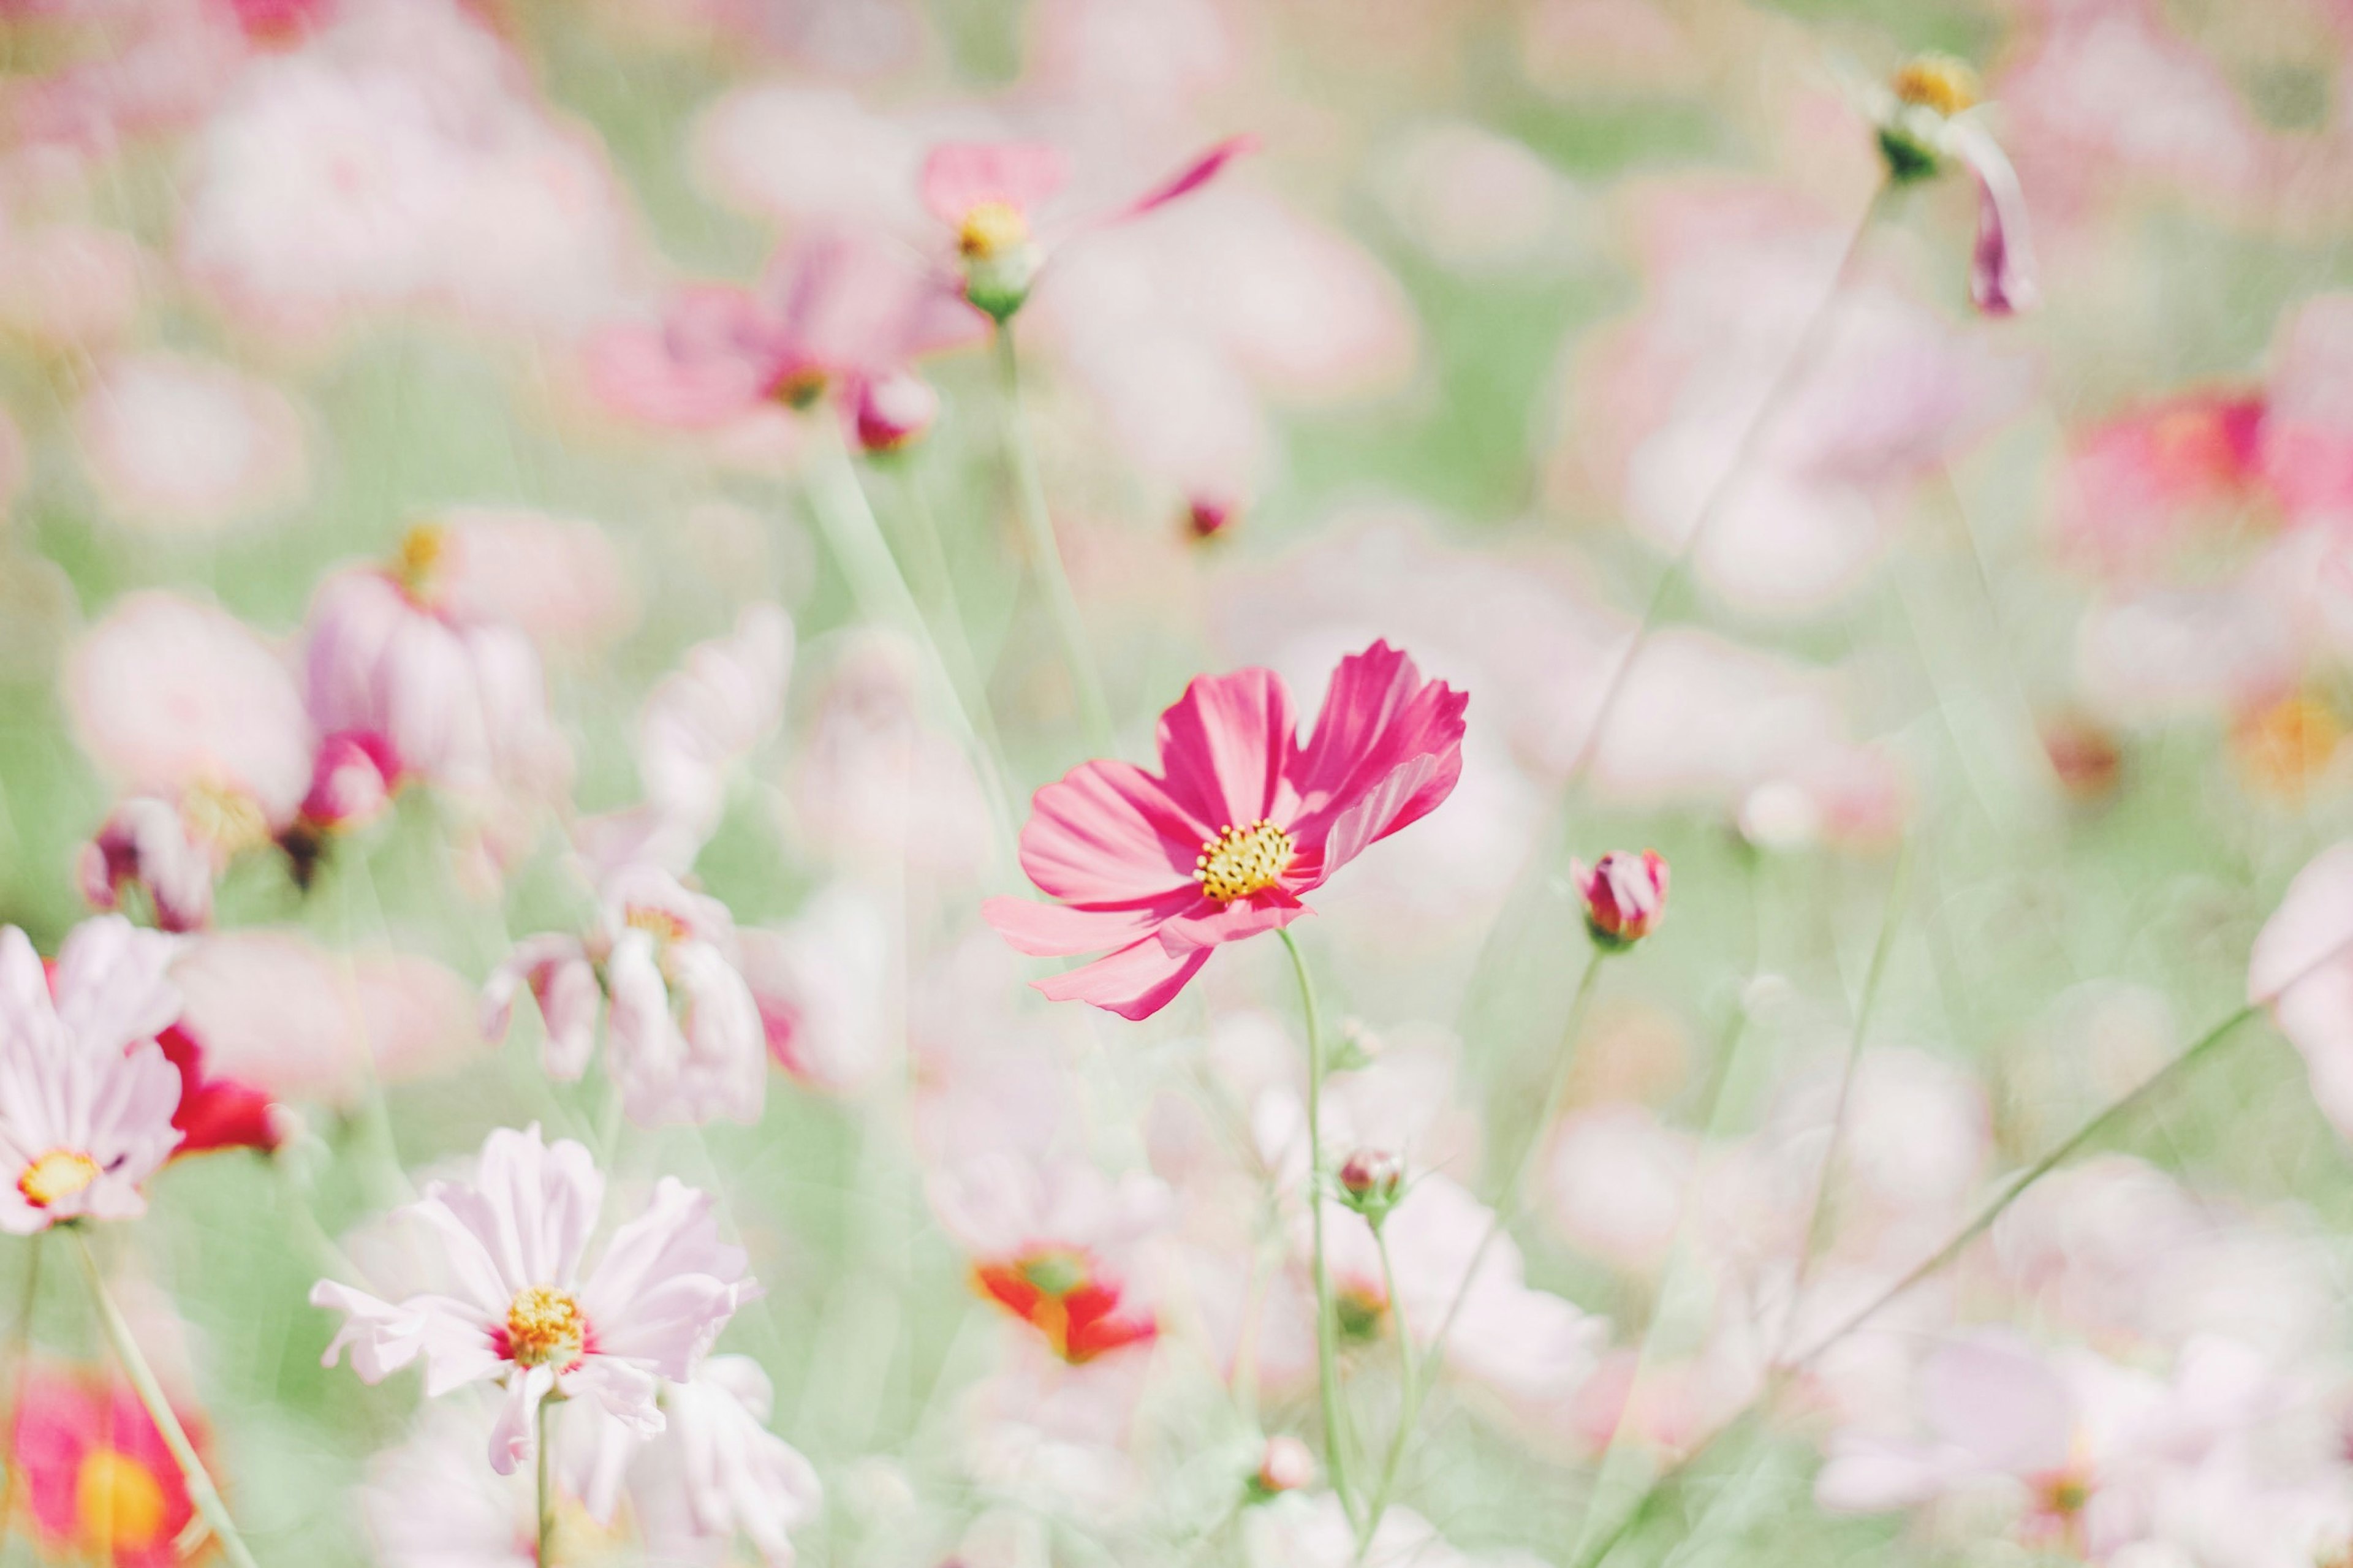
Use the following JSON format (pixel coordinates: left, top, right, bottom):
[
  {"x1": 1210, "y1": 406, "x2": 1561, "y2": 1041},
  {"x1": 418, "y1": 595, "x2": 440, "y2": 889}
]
[
  {"x1": 993, "y1": 325, "x2": 1115, "y2": 755},
  {"x1": 1779, "y1": 843, "x2": 1912, "y2": 1354},
  {"x1": 74, "y1": 1230, "x2": 262, "y2": 1568},
  {"x1": 536, "y1": 1395, "x2": 556, "y2": 1566},
  {"x1": 892, "y1": 460, "x2": 1015, "y2": 778},
  {"x1": 1359, "y1": 950, "x2": 1610, "y2": 1549},
  {"x1": 1566, "y1": 998, "x2": 2264, "y2": 1568},
  {"x1": 1278, "y1": 926, "x2": 1355, "y2": 1527}
]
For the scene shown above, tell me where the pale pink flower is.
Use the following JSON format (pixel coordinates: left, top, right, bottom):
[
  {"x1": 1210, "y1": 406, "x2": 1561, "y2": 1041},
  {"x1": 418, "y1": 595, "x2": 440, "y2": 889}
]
[
  {"x1": 630, "y1": 1355, "x2": 822, "y2": 1566},
  {"x1": 303, "y1": 526, "x2": 572, "y2": 813},
  {"x1": 0, "y1": 221, "x2": 143, "y2": 353},
  {"x1": 79, "y1": 798, "x2": 219, "y2": 933},
  {"x1": 1243, "y1": 1492, "x2": 1469, "y2": 1568},
  {"x1": 362, "y1": 1405, "x2": 531, "y2": 1567},
  {"x1": 982, "y1": 640, "x2": 1468, "y2": 1020},
  {"x1": 1372, "y1": 120, "x2": 1590, "y2": 276},
  {"x1": 428, "y1": 507, "x2": 638, "y2": 663},
  {"x1": 173, "y1": 929, "x2": 482, "y2": 1105},
  {"x1": 1544, "y1": 1102, "x2": 1697, "y2": 1273},
  {"x1": 2262, "y1": 294, "x2": 2353, "y2": 523},
  {"x1": 689, "y1": 86, "x2": 931, "y2": 238},
  {"x1": 72, "y1": 352, "x2": 307, "y2": 534},
  {"x1": 483, "y1": 865, "x2": 765, "y2": 1128},
  {"x1": 311, "y1": 1123, "x2": 756, "y2": 1473},
  {"x1": 575, "y1": 605, "x2": 793, "y2": 877},
  {"x1": 0, "y1": 917, "x2": 184, "y2": 1233},
  {"x1": 739, "y1": 884, "x2": 892, "y2": 1094}
]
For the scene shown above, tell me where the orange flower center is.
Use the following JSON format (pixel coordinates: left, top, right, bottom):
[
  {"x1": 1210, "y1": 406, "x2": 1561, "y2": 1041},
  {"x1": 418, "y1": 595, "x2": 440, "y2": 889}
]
[
  {"x1": 957, "y1": 201, "x2": 1030, "y2": 262},
  {"x1": 75, "y1": 1448, "x2": 167, "y2": 1552},
  {"x1": 1195, "y1": 820, "x2": 1294, "y2": 903},
  {"x1": 505, "y1": 1286, "x2": 586, "y2": 1369},
  {"x1": 19, "y1": 1149, "x2": 100, "y2": 1209},
  {"x1": 1891, "y1": 54, "x2": 1980, "y2": 117},
  {"x1": 2237, "y1": 694, "x2": 2341, "y2": 798},
  {"x1": 395, "y1": 522, "x2": 449, "y2": 605}
]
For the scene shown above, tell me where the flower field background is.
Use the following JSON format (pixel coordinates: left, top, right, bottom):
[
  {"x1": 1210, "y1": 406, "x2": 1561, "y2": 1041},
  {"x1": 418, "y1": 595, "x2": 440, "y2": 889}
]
[{"x1": 1, "y1": 0, "x2": 2352, "y2": 1565}]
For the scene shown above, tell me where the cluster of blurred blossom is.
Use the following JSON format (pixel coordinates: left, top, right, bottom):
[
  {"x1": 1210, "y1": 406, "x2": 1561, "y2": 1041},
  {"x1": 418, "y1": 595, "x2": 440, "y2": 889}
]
[{"x1": 6, "y1": 0, "x2": 2353, "y2": 1566}]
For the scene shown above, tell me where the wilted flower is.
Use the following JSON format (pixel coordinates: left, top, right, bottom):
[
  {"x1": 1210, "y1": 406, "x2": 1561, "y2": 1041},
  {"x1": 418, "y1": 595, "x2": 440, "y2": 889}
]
[
  {"x1": 921, "y1": 135, "x2": 1256, "y2": 321},
  {"x1": 0, "y1": 917, "x2": 184, "y2": 1233},
  {"x1": 1571, "y1": 849, "x2": 1669, "y2": 949},
  {"x1": 983, "y1": 640, "x2": 1467, "y2": 1019},
  {"x1": 1869, "y1": 53, "x2": 2038, "y2": 315},
  {"x1": 311, "y1": 1124, "x2": 756, "y2": 1474}
]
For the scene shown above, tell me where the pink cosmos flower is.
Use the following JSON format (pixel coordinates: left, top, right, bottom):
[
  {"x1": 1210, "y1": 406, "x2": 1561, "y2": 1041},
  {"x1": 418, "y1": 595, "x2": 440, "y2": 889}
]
[
  {"x1": 72, "y1": 351, "x2": 308, "y2": 535},
  {"x1": 739, "y1": 883, "x2": 892, "y2": 1094},
  {"x1": 1872, "y1": 58, "x2": 2039, "y2": 316},
  {"x1": 1571, "y1": 849, "x2": 1669, "y2": 947},
  {"x1": 983, "y1": 640, "x2": 1467, "y2": 1020},
  {"x1": 920, "y1": 135, "x2": 1256, "y2": 320},
  {"x1": 310, "y1": 1123, "x2": 756, "y2": 1474},
  {"x1": 483, "y1": 864, "x2": 765, "y2": 1128},
  {"x1": 10, "y1": 1365, "x2": 200, "y2": 1568},
  {"x1": 0, "y1": 917, "x2": 184, "y2": 1233},
  {"x1": 303, "y1": 523, "x2": 572, "y2": 817},
  {"x1": 2251, "y1": 842, "x2": 2353, "y2": 1143}
]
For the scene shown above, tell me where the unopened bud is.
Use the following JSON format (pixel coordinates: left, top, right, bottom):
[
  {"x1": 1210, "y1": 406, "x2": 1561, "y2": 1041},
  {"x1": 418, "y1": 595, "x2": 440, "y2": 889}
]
[
  {"x1": 1338, "y1": 1148, "x2": 1404, "y2": 1205},
  {"x1": 1186, "y1": 496, "x2": 1237, "y2": 542},
  {"x1": 854, "y1": 371, "x2": 939, "y2": 455},
  {"x1": 1252, "y1": 1434, "x2": 1314, "y2": 1497},
  {"x1": 1571, "y1": 849, "x2": 1669, "y2": 950}
]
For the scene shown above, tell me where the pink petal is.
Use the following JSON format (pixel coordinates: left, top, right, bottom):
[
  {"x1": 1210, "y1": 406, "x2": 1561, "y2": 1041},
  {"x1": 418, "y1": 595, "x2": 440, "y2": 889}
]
[
  {"x1": 1016, "y1": 759, "x2": 1207, "y2": 905},
  {"x1": 919, "y1": 142, "x2": 1070, "y2": 225},
  {"x1": 982, "y1": 894, "x2": 1191, "y2": 958},
  {"x1": 1920, "y1": 1332, "x2": 2075, "y2": 1475},
  {"x1": 1155, "y1": 666, "x2": 1299, "y2": 834},
  {"x1": 1120, "y1": 135, "x2": 1259, "y2": 221},
  {"x1": 1034, "y1": 937, "x2": 1214, "y2": 1021},
  {"x1": 1284, "y1": 641, "x2": 1468, "y2": 862},
  {"x1": 1154, "y1": 888, "x2": 1306, "y2": 953},
  {"x1": 1946, "y1": 119, "x2": 2038, "y2": 317}
]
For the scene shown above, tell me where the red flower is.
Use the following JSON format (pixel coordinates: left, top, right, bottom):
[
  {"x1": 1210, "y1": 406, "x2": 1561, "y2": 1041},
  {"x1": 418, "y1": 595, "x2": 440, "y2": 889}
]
[
  {"x1": 10, "y1": 1366, "x2": 199, "y2": 1568},
  {"x1": 971, "y1": 1249, "x2": 1157, "y2": 1364}
]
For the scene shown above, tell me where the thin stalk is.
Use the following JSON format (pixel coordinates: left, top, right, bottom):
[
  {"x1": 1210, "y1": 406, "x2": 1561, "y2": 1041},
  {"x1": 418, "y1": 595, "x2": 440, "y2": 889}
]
[
  {"x1": 1278, "y1": 926, "x2": 1356, "y2": 1527},
  {"x1": 74, "y1": 1230, "x2": 262, "y2": 1568},
  {"x1": 1778, "y1": 843, "x2": 1912, "y2": 1358},
  {"x1": 804, "y1": 422, "x2": 1014, "y2": 843},
  {"x1": 993, "y1": 326, "x2": 1114, "y2": 755},
  {"x1": 1566, "y1": 998, "x2": 2265, "y2": 1568},
  {"x1": 892, "y1": 461, "x2": 1015, "y2": 776},
  {"x1": 1358, "y1": 950, "x2": 1610, "y2": 1551},
  {"x1": 536, "y1": 1395, "x2": 556, "y2": 1566}
]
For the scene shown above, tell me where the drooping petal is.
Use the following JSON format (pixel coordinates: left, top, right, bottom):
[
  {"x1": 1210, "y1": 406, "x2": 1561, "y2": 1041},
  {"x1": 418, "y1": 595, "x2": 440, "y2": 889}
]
[
  {"x1": 1118, "y1": 135, "x2": 1260, "y2": 222},
  {"x1": 1033, "y1": 937, "x2": 1214, "y2": 1021},
  {"x1": 1944, "y1": 118, "x2": 2038, "y2": 317},
  {"x1": 487, "y1": 1362, "x2": 558, "y2": 1475},
  {"x1": 1154, "y1": 666, "x2": 1298, "y2": 835}
]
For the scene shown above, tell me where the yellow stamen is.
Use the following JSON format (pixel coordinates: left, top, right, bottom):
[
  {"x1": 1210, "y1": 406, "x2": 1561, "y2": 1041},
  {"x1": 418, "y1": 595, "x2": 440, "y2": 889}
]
[
  {"x1": 75, "y1": 1448, "x2": 168, "y2": 1551},
  {"x1": 1194, "y1": 820, "x2": 1295, "y2": 903},
  {"x1": 19, "y1": 1149, "x2": 100, "y2": 1209},
  {"x1": 2237, "y1": 694, "x2": 2341, "y2": 798},
  {"x1": 624, "y1": 904, "x2": 692, "y2": 945},
  {"x1": 504, "y1": 1285, "x2": 586, "y2": 1369},
  {"x1": 180, "y1": 779, "x2": 271, "y2": 857},
  {"x1": 395, "y1": 522, "x2": 449, "y2": 603},
  {"x1": 957, "y1": 200, "x2": 1030, "y2": 262},
  {"x1": 1891, "y1": 53, "x2": 1981, "y2": 118}
]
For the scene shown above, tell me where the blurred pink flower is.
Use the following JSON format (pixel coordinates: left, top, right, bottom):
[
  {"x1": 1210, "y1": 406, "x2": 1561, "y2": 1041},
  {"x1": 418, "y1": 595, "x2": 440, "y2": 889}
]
[
  {"x1": 0, "y1": 221, "x2": 144, "y2": 352},
  {"x1": 2056, "y1": 389, "x2": 2269, "y2": 581},
  {"x1": 10, "y1": 1366, "x2": 200, "y2": 1568},
  {"x1": 483, "y1": 863, "x2": 765, "y2": 1128},
  {"x1": 2251, "y1": 841, "x2": 2353, "y2": 1143},
  {"x1": 297, "y1": 728, "x2": 403, "y2": 833},
  {"x1": 1544, "y1": 1102, "x2": 1697, "y2": 1273},
  {"x1": 429, "y1": 507, "x2": 639, "y2": 663},
  {"x1": 1243, "y1": 1487, "x2": 1468, "y2": 1567},
  {"x1": 312, "y1": 1123, "x2": 756, "y2": 1474},
  {"x1": 605, "y1": 1354, "x2": 822, "y2": 1566},
  {"x1": 172, "y1": 928, "x2": 481, "y2": 1105},
  {"x1": 0, "y1": 917, "x2": 184, "y2": 1233},
  {"x1": 985, "y1": 640, "x2": 1467, "y2": 1020},
  {"x1": 740, "y1": 883, "x2": 892, "y2": 1094},
  {"x1": 303, "y1": 525, "x2": 572, "y2": 817},
  {"x1": 79, "y1": 798, "x2": 220, "y2": 933},
  {"x1": 72, "y1": 352, "x2": 308, "y2": 534}
]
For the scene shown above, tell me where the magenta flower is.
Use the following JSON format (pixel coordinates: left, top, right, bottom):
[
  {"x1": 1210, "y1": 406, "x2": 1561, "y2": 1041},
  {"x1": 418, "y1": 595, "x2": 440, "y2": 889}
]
[
  {"x1": 982, "y1": 641, "x2": 1466, "y2": 1020},
  {"x1": 1570, "y1": 850, "x2": 1670, "y2": 949}
]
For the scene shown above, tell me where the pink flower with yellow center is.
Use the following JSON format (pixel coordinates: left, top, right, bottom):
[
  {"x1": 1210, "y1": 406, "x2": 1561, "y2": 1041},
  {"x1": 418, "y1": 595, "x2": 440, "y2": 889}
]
[
  {"x1": 310, "y1": 1124, "x2": 756, "y2": 1475},
  {"x1": 0, "y1": 917, "x2": 185, "y2": 1234},
  {"x1": 10, "y1": 1367, "x2": 199, "y2": 1568},
  {"x1": 983, "y1": 640, "x2": 1467, "y2": 1019}
]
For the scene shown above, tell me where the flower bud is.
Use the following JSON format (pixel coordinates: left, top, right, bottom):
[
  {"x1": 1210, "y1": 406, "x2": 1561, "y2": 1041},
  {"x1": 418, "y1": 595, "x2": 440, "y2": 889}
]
[
  {"x1": 301, "y1": 729, "x2": 402, "y2": 831},
  {"x1": 1186, "y1": 496, "x2": 1237, "y2": 542},
  {"x1": 1252, "y1": 1434, "x2": 1314, "y2": 1498},
  {"x1": 1571, "y1": 850, "x2": 1669, "y2": 950},
  {"x1": 1338, "y1": 1148, "x2": 1404, "y2": 1207},
  {"x1": 854, "y1": 371, "x2": 939, "y2": 456}
]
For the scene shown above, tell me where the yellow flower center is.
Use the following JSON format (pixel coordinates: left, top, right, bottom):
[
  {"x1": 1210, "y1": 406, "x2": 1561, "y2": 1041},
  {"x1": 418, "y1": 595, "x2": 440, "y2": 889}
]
[
  {"x1": 1891, "y1": 53, "x2": 1981, "y2": 118},
  {"x1": 395, "y1": 522, "x2": 449, "y2": 604},
  {"x1": 624, "y1": 904, "x2": 692, "y2": 946},
  {"x1": 18, "y1": 1149, "x2": 100, "y2": 1209},
  {"x1": 180, "y1": 778, "x2": 272, "y2": 857},
  {"x1": 1194, "y1": 820, "x2": 1295, "y2": 903},
  {"x1": 505, "y1": 1286, "x2": 586, "y2": 1369},
  {"x1": 2238, "y1": 694, "x2": 2341, "y2": 798},
  {"x1": 75, "y1": 1448, "x2": 167, "y2": 1552},
  {"x1": 957, "y1": 200, "x2": 1030, "y2": 262}
]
